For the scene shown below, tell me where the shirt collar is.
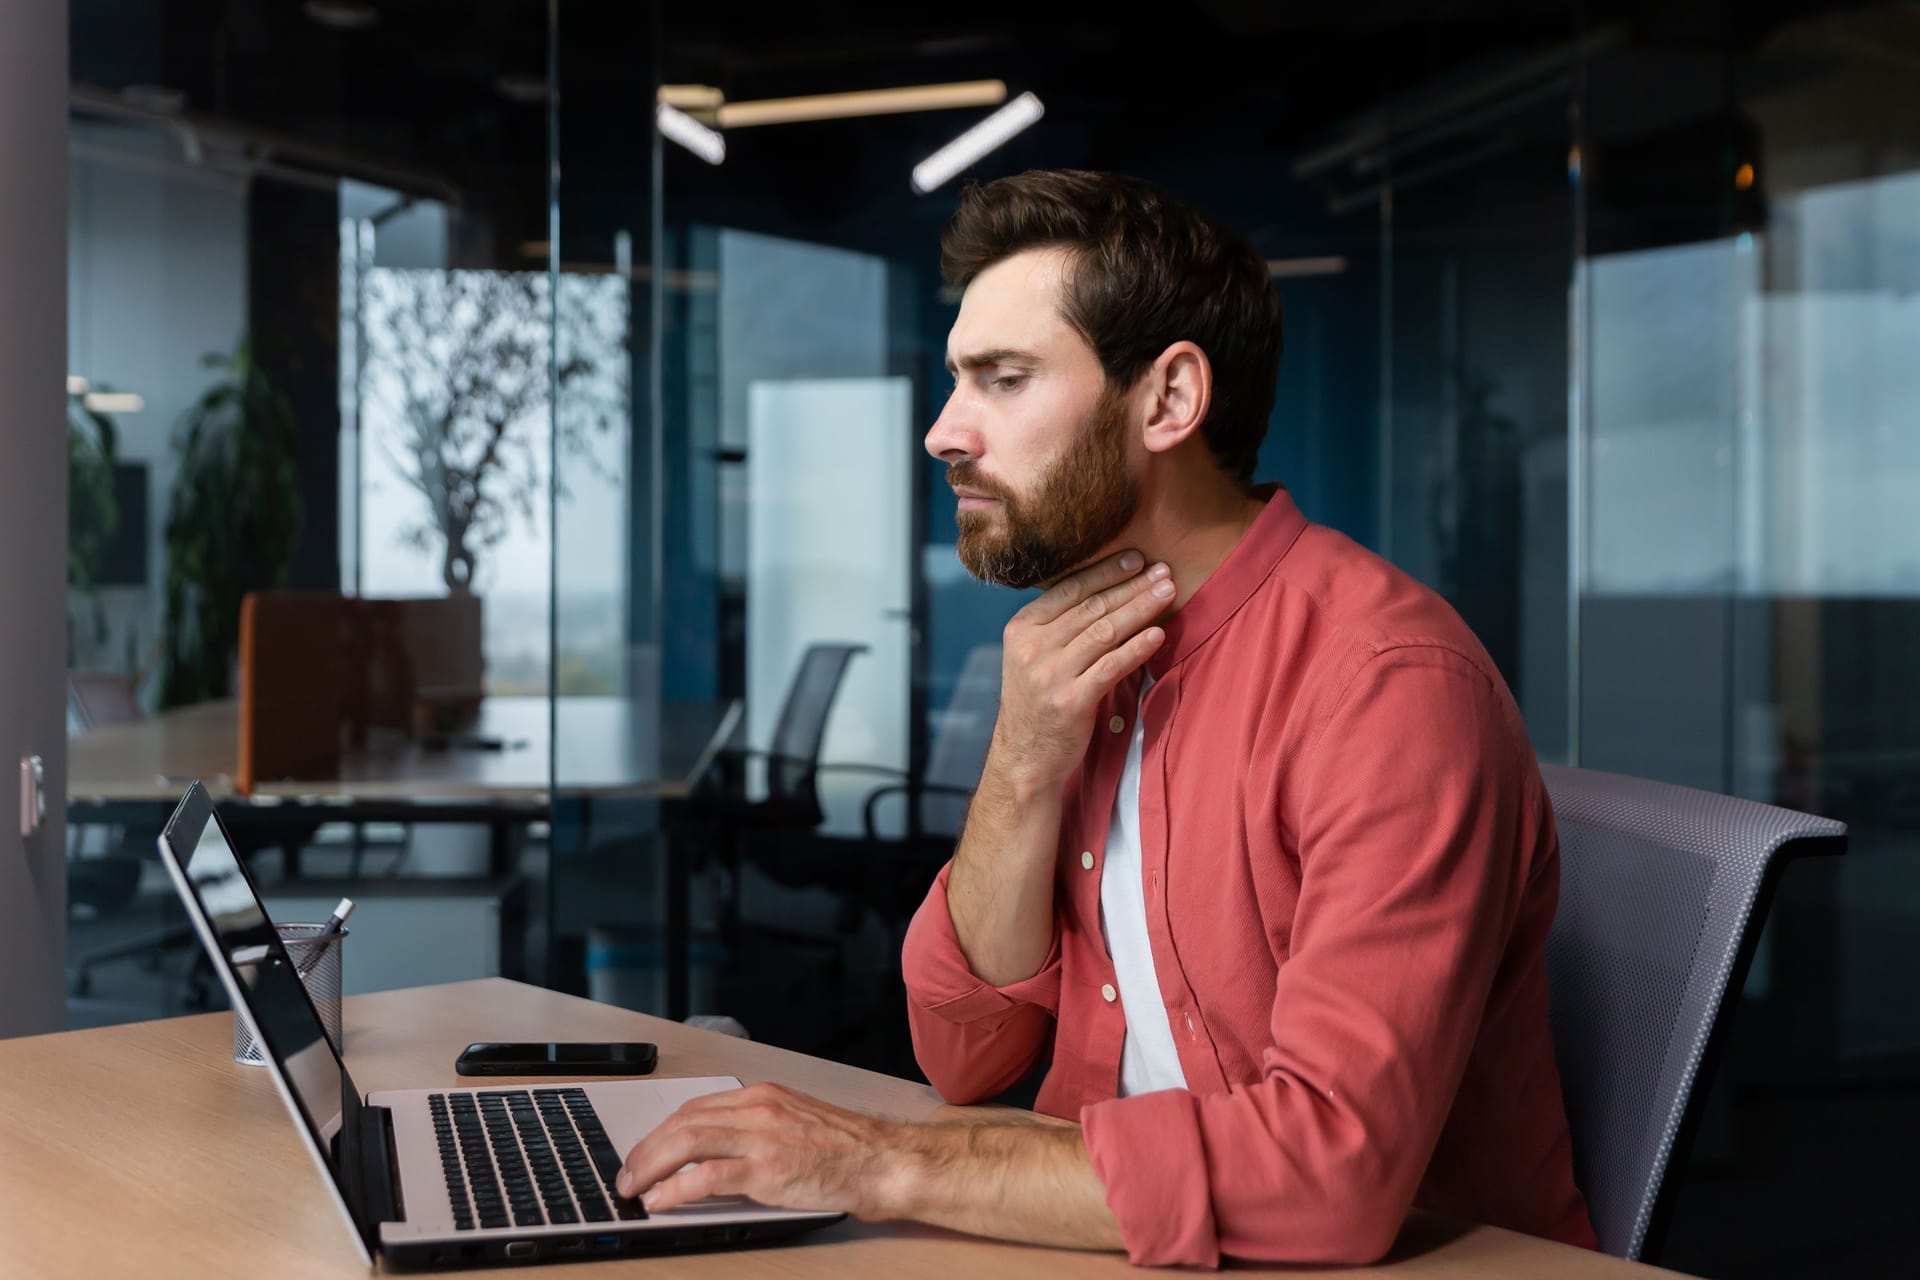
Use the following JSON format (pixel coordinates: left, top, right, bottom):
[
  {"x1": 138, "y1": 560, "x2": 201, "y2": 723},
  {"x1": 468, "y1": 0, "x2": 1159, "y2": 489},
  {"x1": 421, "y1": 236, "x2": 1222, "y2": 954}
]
[{"x1": 1143, "y1": 483, "x2": 1310, "y2": 681}]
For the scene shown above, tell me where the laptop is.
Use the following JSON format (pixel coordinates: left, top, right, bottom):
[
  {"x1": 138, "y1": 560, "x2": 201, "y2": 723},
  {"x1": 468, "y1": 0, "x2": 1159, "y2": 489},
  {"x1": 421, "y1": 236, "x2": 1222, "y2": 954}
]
[{"x1": 157, "y1": 781, "x2": 841, "y2": 1269}]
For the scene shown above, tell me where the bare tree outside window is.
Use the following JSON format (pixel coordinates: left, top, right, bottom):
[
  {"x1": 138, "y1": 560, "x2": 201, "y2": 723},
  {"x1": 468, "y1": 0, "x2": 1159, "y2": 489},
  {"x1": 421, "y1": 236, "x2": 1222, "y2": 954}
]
[{"x1": 361, "y1": 268, "x2": 624, "y2": 594}]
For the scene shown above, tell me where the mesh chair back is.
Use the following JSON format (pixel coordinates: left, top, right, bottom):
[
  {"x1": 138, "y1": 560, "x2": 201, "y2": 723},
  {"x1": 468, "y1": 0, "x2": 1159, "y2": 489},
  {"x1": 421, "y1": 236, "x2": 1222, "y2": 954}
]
[
  {"x1": 68, "y1": 670, "x2": 144, "y2": 729},
  {"x1": 1540, "y1": 763, "x2": 1845, "y2": 1260},
  {"x1": 766, "y1": 643, "x2": 868, "y2": 812},
  {"x1": 919, "y1": 645, "x2": 1002, "y2": 836}
]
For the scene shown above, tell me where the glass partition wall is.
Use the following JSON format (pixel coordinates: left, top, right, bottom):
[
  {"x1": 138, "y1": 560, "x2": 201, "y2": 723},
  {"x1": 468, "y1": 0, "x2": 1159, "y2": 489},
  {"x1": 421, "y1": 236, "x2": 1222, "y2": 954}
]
[
  {"x1": 1569, "y1": 13, "x2": 1920, "y2": 1275},
  {"x1": 65, "y1": 0, "x2": 557, "y2": 1022},
  {"x1": 1352, "y1": 13, "x2": 1920, "y2": 1269}
]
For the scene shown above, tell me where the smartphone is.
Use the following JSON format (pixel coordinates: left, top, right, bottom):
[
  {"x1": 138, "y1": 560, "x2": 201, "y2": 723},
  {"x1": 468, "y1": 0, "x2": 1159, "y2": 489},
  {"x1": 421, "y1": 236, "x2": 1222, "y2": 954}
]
[{"x1": 455, "y1": 1041, "x2": 659, "y2": 1076}]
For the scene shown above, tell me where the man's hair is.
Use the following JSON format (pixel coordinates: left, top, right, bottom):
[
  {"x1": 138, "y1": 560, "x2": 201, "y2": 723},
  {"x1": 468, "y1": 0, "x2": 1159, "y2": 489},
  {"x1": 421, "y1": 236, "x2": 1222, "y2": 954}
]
[{"x1": 940, "y1": 169, "x2": 1283, "y2": 485}]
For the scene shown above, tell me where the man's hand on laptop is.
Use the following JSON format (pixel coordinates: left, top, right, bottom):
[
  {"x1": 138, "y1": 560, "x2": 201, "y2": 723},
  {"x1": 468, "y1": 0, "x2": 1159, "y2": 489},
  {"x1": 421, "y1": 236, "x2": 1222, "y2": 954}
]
[
  {"x1": 993, "y1": 548, "x2": 1174, "y2": 790},
  {"x1": 614, "y1": 1082, "x2": 907, "y2": 1218},
  {"x1": 613, "y1": 1082, "x2": 1122, "y2": 1250}
]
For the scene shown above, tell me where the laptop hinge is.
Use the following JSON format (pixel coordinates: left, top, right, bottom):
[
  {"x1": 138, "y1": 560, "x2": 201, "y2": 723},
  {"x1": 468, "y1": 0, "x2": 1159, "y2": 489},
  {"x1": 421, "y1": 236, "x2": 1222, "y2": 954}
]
[{"x1": 359, "y1": 1103, "x2": 404, "y2": 1227}]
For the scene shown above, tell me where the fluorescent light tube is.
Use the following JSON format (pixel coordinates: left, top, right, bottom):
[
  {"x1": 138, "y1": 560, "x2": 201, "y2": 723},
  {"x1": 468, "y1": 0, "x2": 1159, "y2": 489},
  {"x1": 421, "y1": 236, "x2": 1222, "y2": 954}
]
[
  {"x1": 67, "y1": 375, "x2": 89, "y2": 395},
  {"x1": 719, "y1": 80, "x2": 1005, "y2": 129},
  {"x1": 84, "y1": 392, "x2": 146, "y2": 414},
  {"x1": 911, "y1": 92, "x2": 1044, "y2": 194},
  {"x1": 656, "y1": 103, "x2": 726, "y2": 165},
  {"x1": 659, "y1": 84, "x2": 725, "y2": 111},
  {"x1": 1266, "y1": 256, "x2": 1349, "y2": 278}
]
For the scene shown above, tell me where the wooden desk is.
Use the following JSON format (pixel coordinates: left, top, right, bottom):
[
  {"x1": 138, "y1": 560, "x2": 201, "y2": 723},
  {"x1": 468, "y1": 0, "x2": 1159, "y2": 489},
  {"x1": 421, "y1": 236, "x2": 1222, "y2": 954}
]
[{"x1": 0, "y1": 979, "x2": 1678, "y2": 1279}]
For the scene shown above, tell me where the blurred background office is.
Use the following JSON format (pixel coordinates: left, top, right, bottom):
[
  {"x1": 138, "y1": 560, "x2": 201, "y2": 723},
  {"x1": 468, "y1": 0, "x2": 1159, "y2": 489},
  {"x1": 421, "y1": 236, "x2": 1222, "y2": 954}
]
[{"x1": 1, "y1": 0, "x2": 1915, "y2": 1275}]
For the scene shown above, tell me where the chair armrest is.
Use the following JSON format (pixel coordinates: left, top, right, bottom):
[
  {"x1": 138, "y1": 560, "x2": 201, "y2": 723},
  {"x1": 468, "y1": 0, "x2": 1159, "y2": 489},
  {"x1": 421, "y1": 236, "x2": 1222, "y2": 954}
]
[
  {"x1": 718, "y1": 751, "x2": 906, "y2": 781},
  {"x1": 863, "y1": 781, "x2": 977, "y2": 840},
  {"x1": 814, "y1": 762, "x2": 914, "y2": 779},
  {"x1": 705, "y1": 747, "x2": 819, "y2": 794}
]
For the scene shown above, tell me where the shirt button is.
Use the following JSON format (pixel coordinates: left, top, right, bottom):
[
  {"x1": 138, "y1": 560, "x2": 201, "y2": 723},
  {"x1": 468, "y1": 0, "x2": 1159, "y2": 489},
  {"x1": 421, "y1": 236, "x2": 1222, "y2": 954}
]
[
  {"x1": 1081, "y1": 851, "x2": 1095, "y2": 871},
  {"x1": 1108, "y1": 715, "x2": 1126, "y2": 734},
  {"x1": 1101, "y1": 984, "x2": 1117, "y2": 1003}
]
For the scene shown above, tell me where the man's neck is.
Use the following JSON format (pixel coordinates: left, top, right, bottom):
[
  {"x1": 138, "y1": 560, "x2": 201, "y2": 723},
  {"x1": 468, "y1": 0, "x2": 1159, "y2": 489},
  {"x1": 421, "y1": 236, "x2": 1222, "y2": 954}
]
[{"x1": 1123, "y1": 471, "x2": 1268, "y2": 614}]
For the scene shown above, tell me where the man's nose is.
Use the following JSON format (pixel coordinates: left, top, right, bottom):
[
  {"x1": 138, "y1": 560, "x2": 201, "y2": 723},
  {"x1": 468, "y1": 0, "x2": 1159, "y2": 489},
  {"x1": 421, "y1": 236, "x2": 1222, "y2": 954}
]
[{"x1": 924, "y1": 399, "x2": 978, "y2": 463}]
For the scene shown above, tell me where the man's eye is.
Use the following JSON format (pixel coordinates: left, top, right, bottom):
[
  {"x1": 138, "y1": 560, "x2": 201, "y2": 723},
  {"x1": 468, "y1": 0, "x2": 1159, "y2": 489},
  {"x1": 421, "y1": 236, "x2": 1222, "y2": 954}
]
[{"x1": 991, "y1": 374, "x2": 1026, "y2": 391}]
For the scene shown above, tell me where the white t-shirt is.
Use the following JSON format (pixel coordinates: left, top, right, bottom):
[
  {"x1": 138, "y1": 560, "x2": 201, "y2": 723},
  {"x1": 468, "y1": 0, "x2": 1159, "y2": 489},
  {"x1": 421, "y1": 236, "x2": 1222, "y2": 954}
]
[{"x1": 1098, "y1": 677, "x2": 1190, "y2": 1097}]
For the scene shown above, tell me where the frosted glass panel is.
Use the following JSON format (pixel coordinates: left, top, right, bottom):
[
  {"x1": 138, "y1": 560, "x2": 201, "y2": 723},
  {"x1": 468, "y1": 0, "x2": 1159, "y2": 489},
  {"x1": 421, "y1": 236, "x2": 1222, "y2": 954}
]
[
  {"x1": 1587, "y1": 238, "x2": 1754, "y2": 595},
  {"x1": 746, "y1": 377, "x2": 913, "y2": 822}
]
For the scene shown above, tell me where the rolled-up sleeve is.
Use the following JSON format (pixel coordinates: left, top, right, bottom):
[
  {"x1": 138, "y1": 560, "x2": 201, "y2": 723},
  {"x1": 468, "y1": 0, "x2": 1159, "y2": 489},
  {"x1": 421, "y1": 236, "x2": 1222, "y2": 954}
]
[
  {"x1": 1081, "y1": 647, "x2": 1536, "y2": 1266},
  {"x1": 902, "y1": 861, "x2": 1063, "y2": 1104}
]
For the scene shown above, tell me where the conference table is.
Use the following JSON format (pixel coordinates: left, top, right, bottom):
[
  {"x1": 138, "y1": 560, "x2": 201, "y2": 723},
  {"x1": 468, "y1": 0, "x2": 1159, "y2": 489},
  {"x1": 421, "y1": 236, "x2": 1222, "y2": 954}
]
[
  {"x1": 0, "y1": 978, "x2": 1681, "y2": 1278},
  {"x1": 66, "y1": 695, "x2": 742, "y2": 805},
  {"x1": 65, "y1": 696, "x2": 743, "y2": 1012}
]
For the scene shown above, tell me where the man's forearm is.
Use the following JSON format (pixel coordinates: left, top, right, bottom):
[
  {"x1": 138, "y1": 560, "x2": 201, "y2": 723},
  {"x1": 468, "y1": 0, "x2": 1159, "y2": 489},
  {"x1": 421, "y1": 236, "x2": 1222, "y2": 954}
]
[
  {"x1": 885, "y1": 1120, "x2": 1124, "y2": 1252},
  {"x1": 943, "y1": 750, "x2": 1064, "y2": 987}
]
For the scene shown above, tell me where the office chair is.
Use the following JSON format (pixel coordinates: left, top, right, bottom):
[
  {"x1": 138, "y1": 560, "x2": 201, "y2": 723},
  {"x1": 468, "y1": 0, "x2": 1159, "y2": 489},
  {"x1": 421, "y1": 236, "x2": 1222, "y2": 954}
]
[
  {"x1": 860, "y1": 643, "x2": 1002, "y2": 846},
  {"x1": 709, "y1": 642, "x2": 871, "y2": 943},
  {"x1": 68, "y1": 669, "x2": 145, "y2": 730},
  {"x1": 66, "y1": 671, "x2": 194, "y2": 999},
  {"x1": 582, "y1": 643, "x2": 868, "y2": 1021},
  {"x1": 726, "y1": 642, "x2": 872, "y2": 832},
  {"x1": 732, "y1": 645, "x2": 1002, "y2": 1068},
  {"x1": 1539, "y1": 763, "x2": 1847, "y2": 1261},
  {"x1": 66, "y1": 670, "x2": 144, "y2": 918}
]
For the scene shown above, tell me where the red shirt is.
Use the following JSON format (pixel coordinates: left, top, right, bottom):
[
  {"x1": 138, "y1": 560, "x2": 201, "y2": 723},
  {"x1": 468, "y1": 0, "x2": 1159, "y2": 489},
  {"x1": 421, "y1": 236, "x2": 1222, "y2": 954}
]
[{"x1": 901, "y1": 486, "x2": 1597, "y2": 1267}]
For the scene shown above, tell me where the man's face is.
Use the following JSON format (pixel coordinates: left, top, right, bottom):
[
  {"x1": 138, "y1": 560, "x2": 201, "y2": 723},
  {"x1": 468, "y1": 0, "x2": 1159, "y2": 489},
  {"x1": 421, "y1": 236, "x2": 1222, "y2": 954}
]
[{"x1": 926, "y1": 248, "x2": 1139, "y2": 589}]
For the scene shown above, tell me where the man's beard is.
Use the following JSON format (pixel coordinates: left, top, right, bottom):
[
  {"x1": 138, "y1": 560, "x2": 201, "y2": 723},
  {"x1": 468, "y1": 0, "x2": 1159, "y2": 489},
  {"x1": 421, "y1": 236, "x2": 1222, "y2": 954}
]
[{"x1": 949, "y1": 387, "x2": 1137, "y2": 589}]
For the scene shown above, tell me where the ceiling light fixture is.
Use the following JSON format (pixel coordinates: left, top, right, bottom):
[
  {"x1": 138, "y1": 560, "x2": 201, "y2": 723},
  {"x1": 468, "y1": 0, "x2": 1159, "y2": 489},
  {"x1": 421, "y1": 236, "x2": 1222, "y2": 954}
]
[
  {"x1": 84, "y1": 392, "x2": 146, "y2": 415},
  {"x1": 658, "y1": 84, "x2": 725, "y2": 111},
  {"x1": 910, "y1": 92, "x2": 1043, "y2": 194},
  {"x1": 656, "y1": 104, "x2": 726, "y2": 165},
  {"x1": 303, "y1": 1, "x2": 380, "y2": 31},
  {"x1": 719, "y1": 80, "x2": 1005, "y2": 129},
  {"x1": 1266, "y1": 256, "x2": 1349, "y2": 278},
  {"x1": 494, "y1": 72, "x2": 551, "y2": 106}
]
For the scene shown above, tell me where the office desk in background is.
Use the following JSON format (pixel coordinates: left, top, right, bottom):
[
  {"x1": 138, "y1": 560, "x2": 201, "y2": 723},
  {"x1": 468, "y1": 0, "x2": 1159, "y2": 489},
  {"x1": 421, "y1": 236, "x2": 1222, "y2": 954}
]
[
  {"x1": 0, "y1": 978, "x2": 1680, "y2": 1279},
  {"x1": 66, "y1": 694, "x2": 741, "y2": 864},
  {"x1": 66, "y1": 695, "x2": 742, "y2": 804},
  {"x1": 66, "y1": 697, "x2": 743, "y2": 1002}
]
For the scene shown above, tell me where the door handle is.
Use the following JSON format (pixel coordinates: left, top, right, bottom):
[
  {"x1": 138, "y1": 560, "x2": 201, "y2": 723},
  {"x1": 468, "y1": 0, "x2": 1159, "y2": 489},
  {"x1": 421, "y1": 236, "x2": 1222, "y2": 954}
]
[{"x1": 19, "y1": 754, "x2": 45, "y2": 838}]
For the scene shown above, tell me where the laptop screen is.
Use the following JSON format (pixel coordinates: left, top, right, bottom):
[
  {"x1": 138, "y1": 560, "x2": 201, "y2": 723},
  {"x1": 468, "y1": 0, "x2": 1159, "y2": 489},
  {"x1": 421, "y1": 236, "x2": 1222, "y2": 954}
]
[{"x1": 159, "y1": 785, "x2": 371, "y2": 1257}]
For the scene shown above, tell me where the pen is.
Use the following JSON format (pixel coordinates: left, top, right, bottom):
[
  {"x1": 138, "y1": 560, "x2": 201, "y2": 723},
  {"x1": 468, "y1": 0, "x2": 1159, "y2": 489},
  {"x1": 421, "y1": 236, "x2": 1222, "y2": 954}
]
[{"x1": 294, "y1": 897, "x2": 355, "y2": 981}]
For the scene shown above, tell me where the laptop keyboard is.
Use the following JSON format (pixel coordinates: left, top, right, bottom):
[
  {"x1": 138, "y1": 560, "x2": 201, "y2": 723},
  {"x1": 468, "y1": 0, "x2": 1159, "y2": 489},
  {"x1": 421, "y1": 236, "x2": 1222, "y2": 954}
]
[{"x1": 429, "y1": 1088, "x2": 648, "y2": 1231}]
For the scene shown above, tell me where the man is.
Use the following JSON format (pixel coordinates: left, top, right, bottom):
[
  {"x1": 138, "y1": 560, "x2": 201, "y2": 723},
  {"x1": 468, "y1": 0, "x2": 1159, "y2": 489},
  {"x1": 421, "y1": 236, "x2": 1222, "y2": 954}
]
[{"x1": 616, "y1": 170, "x2": 1597, "y2": 1267}]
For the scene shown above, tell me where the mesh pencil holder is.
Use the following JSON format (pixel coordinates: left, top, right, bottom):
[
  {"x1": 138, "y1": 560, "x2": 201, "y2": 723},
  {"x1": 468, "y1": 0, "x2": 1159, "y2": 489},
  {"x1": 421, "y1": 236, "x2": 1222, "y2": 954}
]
[{"x1": 232, "y1": 923, "x2": 348, "y2": 1066}]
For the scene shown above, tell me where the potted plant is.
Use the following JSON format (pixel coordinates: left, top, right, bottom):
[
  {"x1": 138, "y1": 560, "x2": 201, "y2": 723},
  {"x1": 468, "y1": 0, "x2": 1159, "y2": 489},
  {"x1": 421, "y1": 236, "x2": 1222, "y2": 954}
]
[
  {"x1": 159, "y1": 338, "x2": 304, "y2": 709},
  {"x1": 68, "y1": 389, "x2": 120, "y2": 665}
]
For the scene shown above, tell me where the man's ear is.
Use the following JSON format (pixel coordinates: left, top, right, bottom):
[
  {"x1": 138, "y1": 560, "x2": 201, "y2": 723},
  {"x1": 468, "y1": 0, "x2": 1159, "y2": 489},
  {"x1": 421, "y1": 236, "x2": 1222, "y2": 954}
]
[{"x1": 1140, "y1": 342, "x2": 1212, "y2": 456}]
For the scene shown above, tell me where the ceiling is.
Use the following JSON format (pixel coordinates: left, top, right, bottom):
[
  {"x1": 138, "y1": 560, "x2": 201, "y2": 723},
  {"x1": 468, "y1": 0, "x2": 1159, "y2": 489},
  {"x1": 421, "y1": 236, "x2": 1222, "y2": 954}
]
[{"x1": 66, "y1": 0, "x2": 1894, "y2": 257}]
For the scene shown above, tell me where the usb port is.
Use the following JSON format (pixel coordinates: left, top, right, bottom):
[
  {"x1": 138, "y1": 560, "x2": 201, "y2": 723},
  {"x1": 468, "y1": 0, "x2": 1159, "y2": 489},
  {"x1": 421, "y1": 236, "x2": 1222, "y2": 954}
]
[{"x1": 504, "y1": 1241, "x2": 537, "y2": 1259}]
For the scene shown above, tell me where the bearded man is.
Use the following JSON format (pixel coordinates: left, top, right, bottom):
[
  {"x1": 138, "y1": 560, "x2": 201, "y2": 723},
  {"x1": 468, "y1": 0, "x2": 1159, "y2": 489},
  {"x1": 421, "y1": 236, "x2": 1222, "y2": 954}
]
[{"x1": 615, "y1": 169, "x2": 1597, "y2": 1269}]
